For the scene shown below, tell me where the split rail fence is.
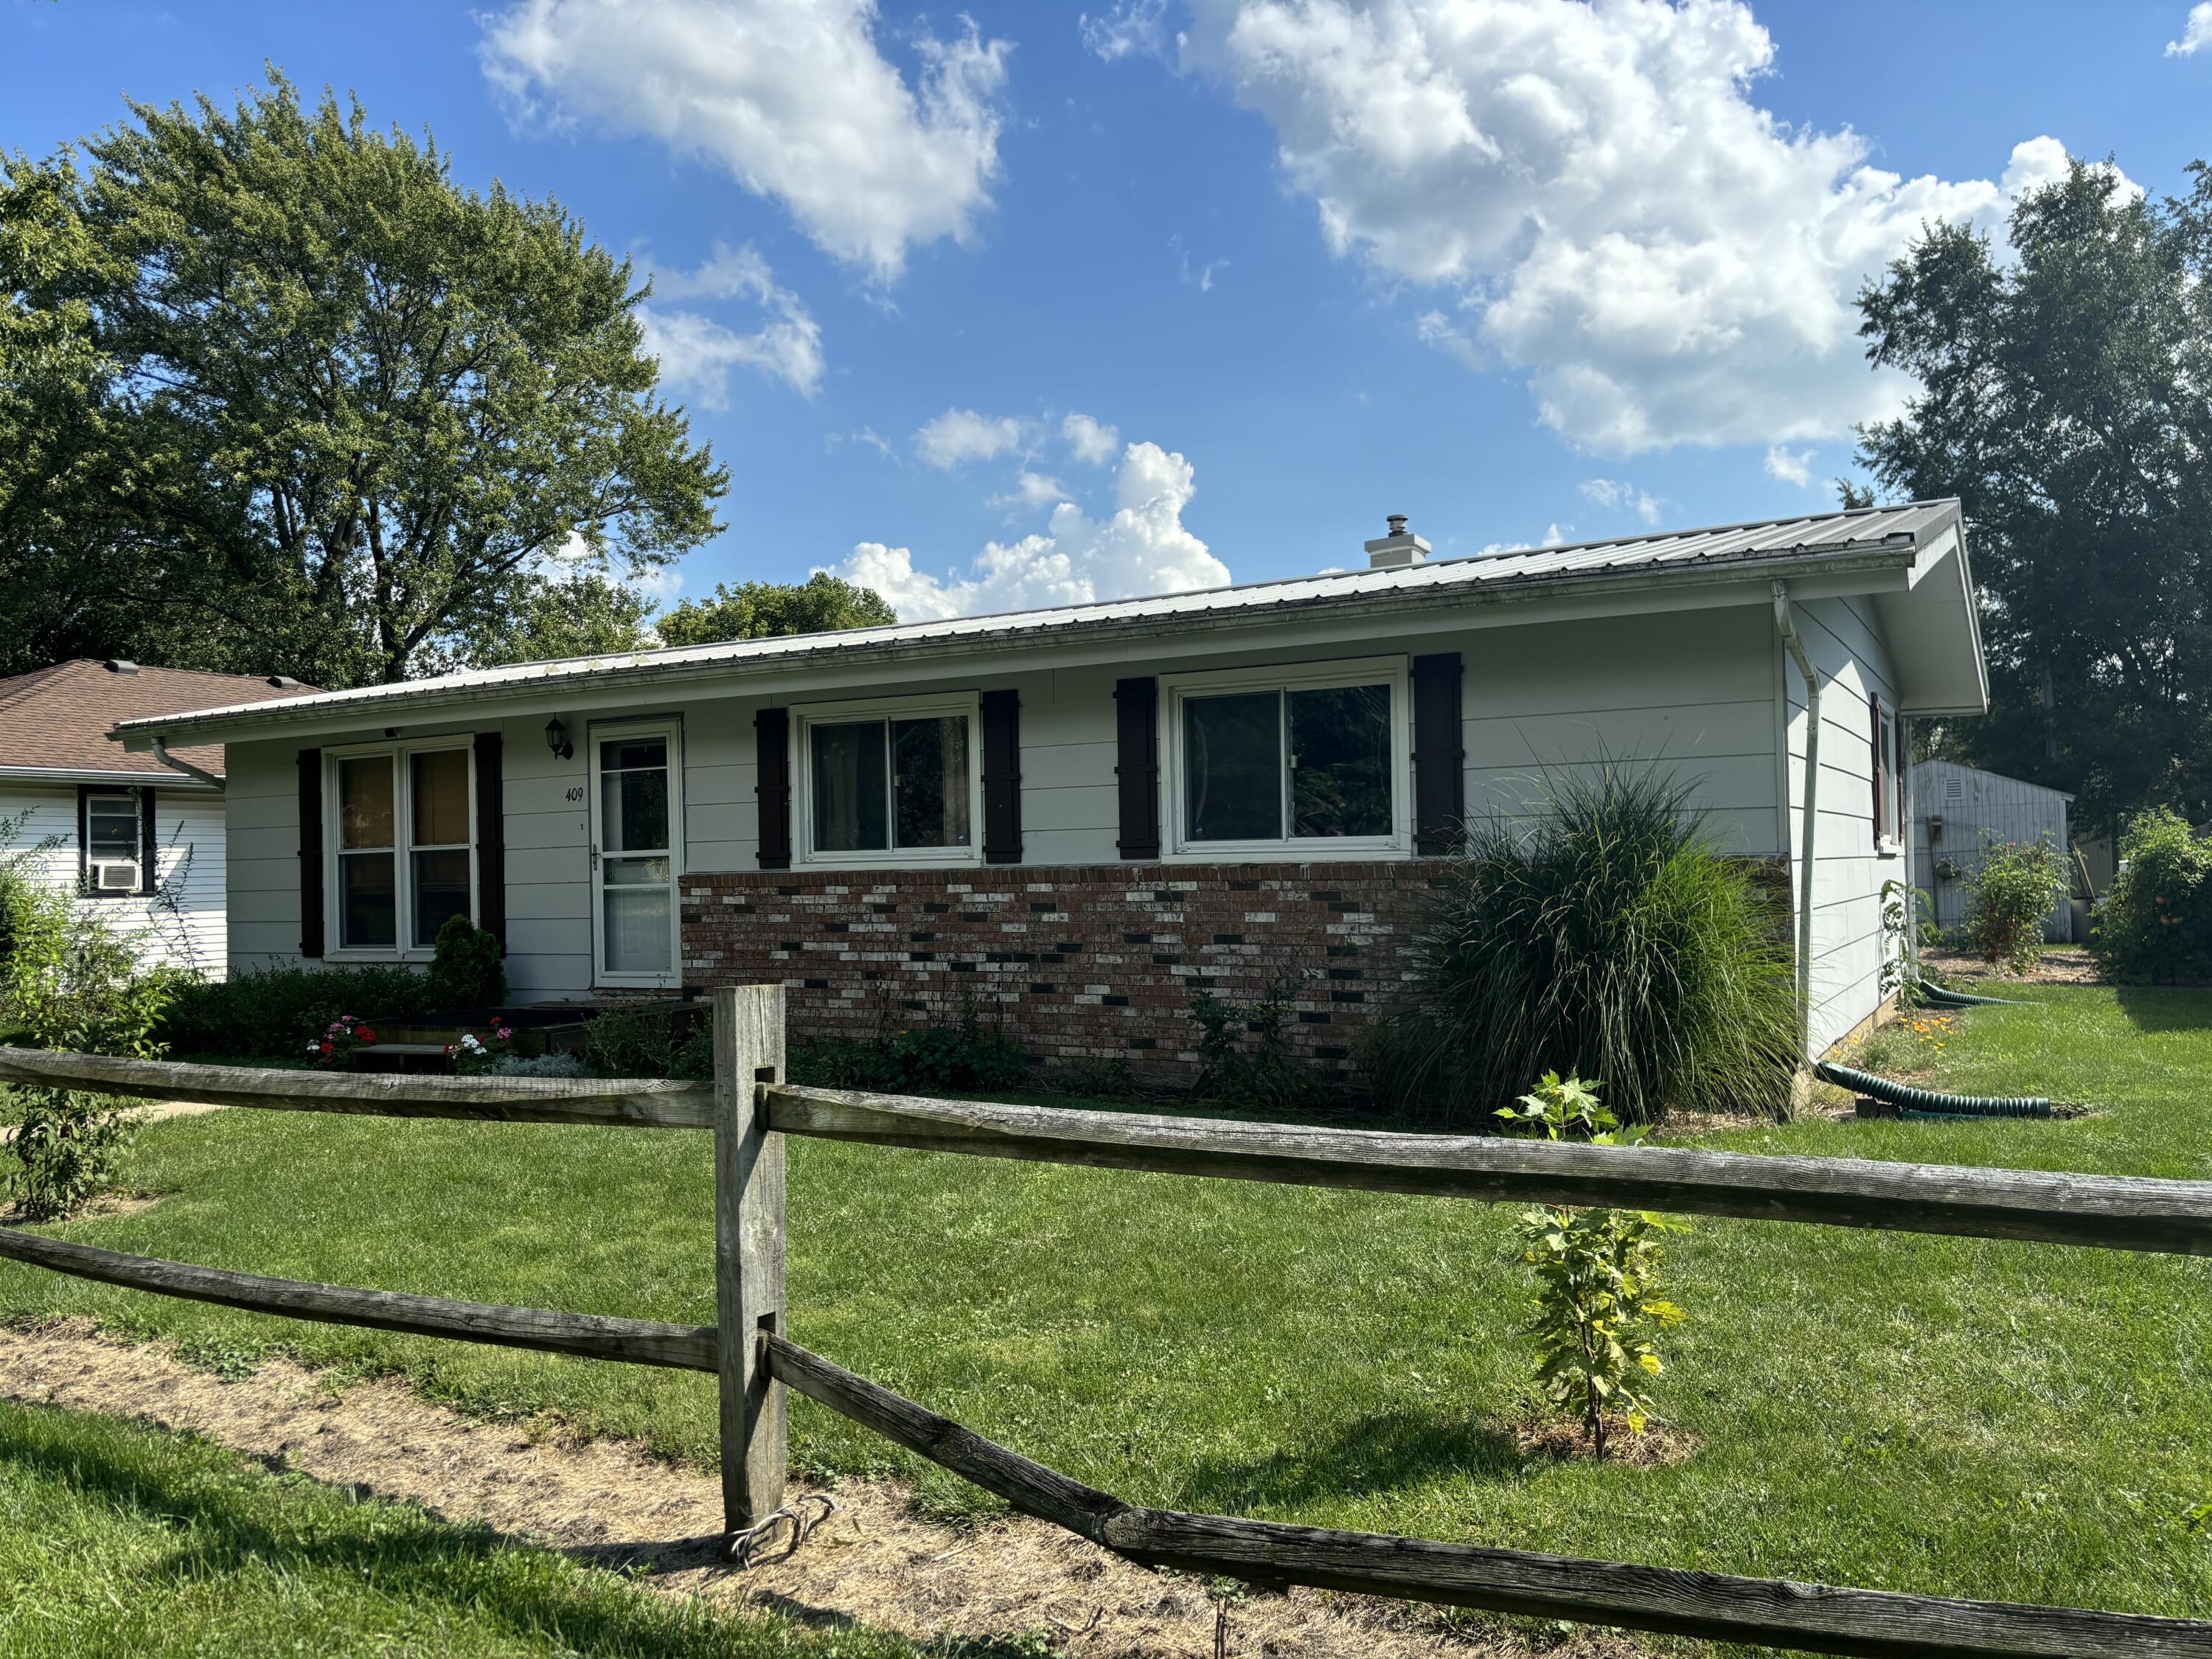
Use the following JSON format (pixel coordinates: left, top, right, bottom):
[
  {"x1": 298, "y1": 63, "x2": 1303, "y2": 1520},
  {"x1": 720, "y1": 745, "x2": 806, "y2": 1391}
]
[{"x1": 4, "y1": 984, "x2": 2212, "y2": 1658}]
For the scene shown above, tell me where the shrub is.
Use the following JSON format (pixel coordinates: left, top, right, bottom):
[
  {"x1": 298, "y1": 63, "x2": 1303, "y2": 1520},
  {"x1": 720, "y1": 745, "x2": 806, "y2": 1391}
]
[
  {"x1": 787, "y1": 1013, "x2": 1031, "y2": 1095},
  {"x1": 1187, "y1": 977, "x2": 1332, "y2": 1116},
  {"x1": 1494, "y1": 1071, "x2": 1642, "y2": 1143},
  {"x1": 582, "y1": 1004, "x2": 714, "y2": 1082},
  {"x1": 1375, "y1": 766, "x2": 1799, "y2": 1125},
  {"x1": 1963, "y1": 835, "x2": 2067, "y2": 974},
  {"x1": 156, "y1": 965, "x2": 432, "y2": 1059},
  {"x1": 2093, "y1": 808, "x2": 2212, "y2": 984},
  {"x1": 1, "y1": 883, "x2": 172, "y2": 1219},
  {"x1": 425, "y1": 916, "x2": 507, "y2": 1009},
  {"x1": 490, "y1": 1051, "x2": 587, "y2": 1079}
]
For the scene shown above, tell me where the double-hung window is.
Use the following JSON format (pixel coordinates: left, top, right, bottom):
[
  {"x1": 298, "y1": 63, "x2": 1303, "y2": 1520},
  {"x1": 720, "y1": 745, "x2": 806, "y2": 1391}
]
[
  {"x1": 1872, "y1": 699, "x2": 1903, "y2": 854},
  {"x1": 797, "y1": 695, "x2": 980, "y2": 867},
  {"x1": 81, "y1": 790, "x2": 143, "y2": 894},
  {"x1": 1165, "y1": 658, "x2": 1411, "y2": 857},
  {"x1": 330, "y1": 744, "x2": 476, "y2": 954}
]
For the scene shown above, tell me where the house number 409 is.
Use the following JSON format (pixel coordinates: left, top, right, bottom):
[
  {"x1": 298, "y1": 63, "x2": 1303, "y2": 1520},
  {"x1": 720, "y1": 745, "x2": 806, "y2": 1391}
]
[{"x1": 565, "y1": 786, "x2": 585, "y2": 802}]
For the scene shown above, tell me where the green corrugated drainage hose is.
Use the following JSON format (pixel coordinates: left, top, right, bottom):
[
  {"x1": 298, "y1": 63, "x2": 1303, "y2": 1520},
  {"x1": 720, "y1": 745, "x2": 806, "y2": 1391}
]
[
  {"x1": 1916, "y1": 982, "x2": 2027, "y2": 1008},
  {"x1": 1814, "y1": 1060, "x2": 2051, "y2": 1119}
]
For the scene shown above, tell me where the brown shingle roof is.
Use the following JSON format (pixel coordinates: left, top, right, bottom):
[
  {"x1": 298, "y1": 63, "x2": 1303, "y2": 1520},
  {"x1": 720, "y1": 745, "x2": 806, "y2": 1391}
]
[{"x1": 0, "y1": 660, "x2": 317, "y2": 784}]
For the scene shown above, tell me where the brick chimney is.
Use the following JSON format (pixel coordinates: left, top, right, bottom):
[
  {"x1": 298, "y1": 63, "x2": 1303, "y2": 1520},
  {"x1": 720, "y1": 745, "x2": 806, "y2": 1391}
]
[{"x1": 1363, "y1": 514, "x2": 1430, "y2": 570}]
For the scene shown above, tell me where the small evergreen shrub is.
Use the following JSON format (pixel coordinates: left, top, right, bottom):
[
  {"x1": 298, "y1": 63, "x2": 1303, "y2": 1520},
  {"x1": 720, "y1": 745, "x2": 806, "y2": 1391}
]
[
  {"x1": 490, "y1": 1051, "x2": 588, "y2": 1079},
  {"x1": 1186, "y1": 978, "x2": 1330, "y2": 1115},
  {"x1": 1375, "y1": 765, "x2": 1800, "y2": 1125},
  {"x1": 1963, "y1": 835, "x2": 2067, "y2": 974},
  {"x1": 157, "y1": 965, "x2": 432, "y2": 1059},
  {"x1": 2093, "y1": 808, "x2": 2212, "y2": 984},
  {"x1": 425, "y1": 916, "x2": 507, "y2": 1009}
]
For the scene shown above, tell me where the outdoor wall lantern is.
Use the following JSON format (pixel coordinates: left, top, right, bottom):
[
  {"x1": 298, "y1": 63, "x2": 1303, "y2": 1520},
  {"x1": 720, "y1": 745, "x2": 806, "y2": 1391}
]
[{"x1": 545, "y1": 717, "x2": 573, "y2": 761}]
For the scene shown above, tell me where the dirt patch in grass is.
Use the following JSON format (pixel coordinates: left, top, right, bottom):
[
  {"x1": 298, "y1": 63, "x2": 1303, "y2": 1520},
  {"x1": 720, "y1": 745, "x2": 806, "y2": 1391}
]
[
  {"x1": 1921, "y1": 946, "x2": 2100, "y2": 985},
  {"x1": 1513, "y1": 1419, "x2": 1696, "y2": 1470},
  {"x1": 0, "y1": 1320, "x2": 1641, "y2": 1659},
  {"x1": 0, "y1": 1192, "x2": 166, "y2": 1226}
]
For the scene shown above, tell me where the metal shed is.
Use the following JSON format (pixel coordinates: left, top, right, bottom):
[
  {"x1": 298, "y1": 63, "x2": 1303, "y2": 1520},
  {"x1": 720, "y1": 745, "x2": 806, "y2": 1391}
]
[{"x1": 1910, "y1": 759, "x2": 2073, "y2": 942}]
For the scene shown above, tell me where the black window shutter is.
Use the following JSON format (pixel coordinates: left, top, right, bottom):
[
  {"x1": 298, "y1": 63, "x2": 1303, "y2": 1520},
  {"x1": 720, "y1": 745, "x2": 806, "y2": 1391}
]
[
  {"x1": 1113, "y1": 676, "x2": 1161, "y2": 861},
  {"x1": 980, "y1": 689, "x2": 1022, "y2": 864},
  {"x1": 297, "y1": 748, "x2": 325, "y2": 958},
  {"x1": 74, "y1": 785, "x2": 90, "y2": 889},
  {"x1": 1411, "y1": 653, "x2": 1465, "y2": 855},
  {"x1": 1870, "y1": 693, "x2": 1885, "y2": 846},
  {"x1": 138, "y1": 787, "x2": 158, "y2": 895},
  {"x1": 473, "y1": 731, "x2": 505, "y2": 950},
  {"x1": 755, "y1": 708, "x2": 792, "y2": 869}
]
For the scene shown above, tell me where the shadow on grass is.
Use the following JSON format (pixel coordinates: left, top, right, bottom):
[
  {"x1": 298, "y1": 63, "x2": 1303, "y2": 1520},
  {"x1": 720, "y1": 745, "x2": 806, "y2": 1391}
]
[
  {"x1": 2114, "y1": 987, "x2": 2212, "y2": 1034},
  {"x1": 1184, "y1": 1407, "x2": 1523, "y2": 1514}
]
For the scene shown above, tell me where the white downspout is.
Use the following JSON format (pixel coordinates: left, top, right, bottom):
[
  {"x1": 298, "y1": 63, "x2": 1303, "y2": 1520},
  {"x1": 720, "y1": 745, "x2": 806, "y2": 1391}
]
[
  {"x1": 150, "y1": 736, "x2": 225, "y2": 793},
  {"x1": 1773, "y1": 581, "x2": 1820, "y2": 1062}
]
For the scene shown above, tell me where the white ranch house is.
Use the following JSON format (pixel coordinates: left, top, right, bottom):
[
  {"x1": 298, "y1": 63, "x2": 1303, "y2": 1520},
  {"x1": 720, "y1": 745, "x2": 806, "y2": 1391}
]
[{"x1": 110, "y1": 502, "x2": 1986, "y2": 1074}]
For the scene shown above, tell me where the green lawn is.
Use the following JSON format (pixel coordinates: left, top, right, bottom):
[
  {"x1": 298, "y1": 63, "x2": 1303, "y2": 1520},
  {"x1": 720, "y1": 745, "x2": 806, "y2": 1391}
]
[
  {"x1": 0, "y1": 1394, "x2": 936, "y2": 1658},
  {"x1": 4, "y1": 984, "x2": 2211, "y2": 1646}
]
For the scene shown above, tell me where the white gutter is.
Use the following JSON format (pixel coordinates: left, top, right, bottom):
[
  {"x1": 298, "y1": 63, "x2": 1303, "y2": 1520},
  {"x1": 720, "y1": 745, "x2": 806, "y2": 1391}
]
[
  {"x1": 1773, "y1": 580, "x2": 1820, "y2": 1062},
  {"x1": 150, "y1": 737, "x2": 226, "y2": 792},
  {"x1": 0, "y1": 763, "x2": 218, "y2": 790}
]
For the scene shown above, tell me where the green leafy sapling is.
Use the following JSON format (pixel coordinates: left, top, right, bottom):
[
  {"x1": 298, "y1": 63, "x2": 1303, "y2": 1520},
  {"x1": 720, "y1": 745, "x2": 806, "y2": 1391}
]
[{"x1": 1500, "y1": 1074, "x2": 1683, "y2": 1457}]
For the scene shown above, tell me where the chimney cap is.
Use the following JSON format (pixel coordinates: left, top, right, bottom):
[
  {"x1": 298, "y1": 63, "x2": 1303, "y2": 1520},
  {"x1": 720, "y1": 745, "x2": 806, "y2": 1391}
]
[{"x1": 1362, "y1": 514, "x2": 1430, "y2": 571}]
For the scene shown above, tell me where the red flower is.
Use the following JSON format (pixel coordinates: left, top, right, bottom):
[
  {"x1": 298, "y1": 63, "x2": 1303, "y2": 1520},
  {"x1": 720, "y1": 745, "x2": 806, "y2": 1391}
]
[
  {"x1": 319, "y1": 1041, "x2": 334, "y2": 1055},
  {"x1": 355, "y1": 1027, "x2": 378, "y2": 1044}
]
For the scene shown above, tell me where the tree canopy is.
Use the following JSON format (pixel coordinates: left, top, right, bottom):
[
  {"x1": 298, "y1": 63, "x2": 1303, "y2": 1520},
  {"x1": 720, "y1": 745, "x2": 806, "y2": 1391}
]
[
  {"x1": 0, "y1": 75, "x2": 727, "y2": 686},
  {"x1": 657, "y1": 572, "x2": 897, "y2": 647},
  {"x1": 1855, "y1": 158, "x2": 2212, "y2": 829}
]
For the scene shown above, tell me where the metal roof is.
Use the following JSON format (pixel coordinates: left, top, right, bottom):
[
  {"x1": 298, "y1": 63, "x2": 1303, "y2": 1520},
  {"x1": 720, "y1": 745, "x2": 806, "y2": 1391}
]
[{"x1": 112, "y1": 499, "x2": 1962, "y2": 740}]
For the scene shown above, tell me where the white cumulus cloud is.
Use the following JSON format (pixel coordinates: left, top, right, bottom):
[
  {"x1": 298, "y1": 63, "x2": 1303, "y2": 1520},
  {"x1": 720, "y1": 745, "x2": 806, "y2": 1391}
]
[
  {"x1": 1082, "y1": 0, "x2": 1172, "y2": 60},
  {"x1": 1176, "y1": 0, "x2": 2077, "y2": 453},
  {"x1": 1062, "y1": 411, "x2": 1121, "y2": 465},
  {"x1": 1763, "y1": 445, "x2": 1815, "y2": 488},
  {"x1": 2168, "y1": 4, "x2": 2212, "y2": 54},
  {"x1": 1578, "y1": 479, "x2": 1661, "y2": 524},
  {"x1": 640, "y1": 243, "x2": 823, "y2": 400},
  {"x1": 991, "y1": 470, "x2": 1071, "y2": 512},
  {"x1": 481, "y1": 0, "x2": 1009, "y2": 281},
  {"x1": 833, "y1": 440, "x2": 1230, "y2": 620},
  {"x1": 915, "y1": 408, "x2": 1033, "y2": 469}
]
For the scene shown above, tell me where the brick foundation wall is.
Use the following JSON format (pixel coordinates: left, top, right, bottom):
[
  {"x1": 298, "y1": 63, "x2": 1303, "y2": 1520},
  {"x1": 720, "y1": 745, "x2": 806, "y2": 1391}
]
[{"x1": 681, "y1": 863, "x2": 1444, "y2": 1087}]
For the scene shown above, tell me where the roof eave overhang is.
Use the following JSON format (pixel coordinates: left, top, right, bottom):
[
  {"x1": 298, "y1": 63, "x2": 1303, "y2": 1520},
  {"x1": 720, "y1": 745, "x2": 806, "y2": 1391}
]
[
  {"x1": 115, "y1": 540, "x2": 1932, "y2": 749},
  {"x1": 0, "y1": 763, "x2": 221, "y2": 790}
]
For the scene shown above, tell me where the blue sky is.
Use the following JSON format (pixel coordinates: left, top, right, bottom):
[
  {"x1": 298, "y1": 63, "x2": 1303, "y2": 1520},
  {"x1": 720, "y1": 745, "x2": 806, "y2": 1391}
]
[{"x1": 6, "y1": 0, "x2": 2208, "y2": 621}]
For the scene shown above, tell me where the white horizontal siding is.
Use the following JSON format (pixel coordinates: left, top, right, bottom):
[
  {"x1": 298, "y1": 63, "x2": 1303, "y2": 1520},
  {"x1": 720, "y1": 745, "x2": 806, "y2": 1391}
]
[{"x1": 1, "y1": 782, "x2": 227, "y2": 976}]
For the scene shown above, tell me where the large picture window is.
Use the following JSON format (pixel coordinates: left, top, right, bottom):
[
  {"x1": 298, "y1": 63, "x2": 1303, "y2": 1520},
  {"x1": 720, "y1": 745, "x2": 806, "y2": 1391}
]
[
  {"x1": 797, "y1": 695, "x2": 979, "y2": 867},
  {"x1": 329, "y1": 744, "x2": 475, "y2": 955},
  {"x1": 1166, "y1": 660, "x2": 1409, "y2": 857}
]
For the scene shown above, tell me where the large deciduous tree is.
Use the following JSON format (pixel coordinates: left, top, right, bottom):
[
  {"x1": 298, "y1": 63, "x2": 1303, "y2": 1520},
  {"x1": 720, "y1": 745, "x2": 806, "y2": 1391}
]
[
  {"x1": 0, "y1": 76, "x2": 727, "y2": 686},
  {"x1": 656, "y1": 572, "x2": 897, "y2": 647},
  {"x1": 1854, "y1": 159, "x2": 2212, "y2": 830}
]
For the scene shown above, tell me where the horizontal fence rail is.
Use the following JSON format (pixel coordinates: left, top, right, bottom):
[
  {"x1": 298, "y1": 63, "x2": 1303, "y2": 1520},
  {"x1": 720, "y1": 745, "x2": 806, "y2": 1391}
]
[
  {"x1": 764, "y1": 1085, "x2": 2212, "y2": 1256},
  {"x1": 763, "y1": 1333, "x2": 2212, "y2": 1659},
  {"x1": 0, "y1": 1227, "x2": 718, "y2": 1371},
  {"x1": 0, "y1": 1046, "x2": 713, "y2": 1129}
]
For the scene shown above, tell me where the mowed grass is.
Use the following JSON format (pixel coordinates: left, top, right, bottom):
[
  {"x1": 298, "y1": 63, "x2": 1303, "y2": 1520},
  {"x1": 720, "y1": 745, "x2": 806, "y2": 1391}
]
[
  {"x1": 0, "y1": 1395, "x2": 932, "y2": 1658},
  {"x1": 2, "y1": 984, "x2": 2211, "y2": 1641}
]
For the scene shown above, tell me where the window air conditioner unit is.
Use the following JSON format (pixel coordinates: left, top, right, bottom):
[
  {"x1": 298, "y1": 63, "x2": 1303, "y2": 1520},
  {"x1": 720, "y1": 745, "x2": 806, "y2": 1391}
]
[{"x1": 94, "y1": 862, "x2": 139, "y2": 892}]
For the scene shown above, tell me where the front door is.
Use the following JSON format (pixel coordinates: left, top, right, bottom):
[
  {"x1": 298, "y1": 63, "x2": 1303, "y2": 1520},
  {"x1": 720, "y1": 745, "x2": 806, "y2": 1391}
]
[{"x1": 589, "y1": 724, "x2": 681, "y2": 984}]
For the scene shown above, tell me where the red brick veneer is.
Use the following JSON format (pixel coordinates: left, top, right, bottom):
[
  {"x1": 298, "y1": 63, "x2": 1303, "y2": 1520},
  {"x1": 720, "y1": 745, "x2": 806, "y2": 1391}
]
[{"x1": 680, "y1": 863, "x2": 1443, "y2": 1086}]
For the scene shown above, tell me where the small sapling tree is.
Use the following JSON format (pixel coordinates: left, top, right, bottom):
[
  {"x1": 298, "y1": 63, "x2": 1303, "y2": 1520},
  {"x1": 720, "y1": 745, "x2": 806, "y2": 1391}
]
[{"x1": 1500, "y1": 1074, "x2": 1684, "y2": 1458}]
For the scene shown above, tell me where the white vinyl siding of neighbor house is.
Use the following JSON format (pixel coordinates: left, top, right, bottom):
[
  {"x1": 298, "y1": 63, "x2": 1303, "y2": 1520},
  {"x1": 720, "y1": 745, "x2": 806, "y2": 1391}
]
[
  {"x1": 220, "y1": 604, "x2": 1792, "y2": 1000},
  {"x1": 0, "y1": 782, "x2": 228, "y2": 975},
  {"x1": 1782, "y1": 595, "x2": 1906, "y2": 1057}
]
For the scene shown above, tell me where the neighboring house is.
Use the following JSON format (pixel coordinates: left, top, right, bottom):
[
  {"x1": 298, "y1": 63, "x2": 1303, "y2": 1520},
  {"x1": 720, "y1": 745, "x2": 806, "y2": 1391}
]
[
  {"x1": 1910, "y1": 759, "x2": 2074, "y2": 942},
  {"x1": 111, "y1": 501, "x2": 1986, "y2": 1073},
  {"x1": 0, "y1": 658, "x2": 313, "y2": 975}
]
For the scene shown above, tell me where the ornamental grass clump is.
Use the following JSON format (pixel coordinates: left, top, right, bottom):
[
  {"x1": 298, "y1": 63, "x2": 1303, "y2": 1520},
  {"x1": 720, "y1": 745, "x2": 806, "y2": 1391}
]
[{"x1": 1376, "y1": 765, "x2": 1799, "y2": 1124}]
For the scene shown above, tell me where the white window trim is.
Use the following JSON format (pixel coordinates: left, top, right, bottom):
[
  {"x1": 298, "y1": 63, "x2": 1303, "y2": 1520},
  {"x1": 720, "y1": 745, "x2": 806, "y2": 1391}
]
[
  {"x1": 81, "y1": 788, "x2": 143, "y2": 897},
  {"x1": 1161, "y1": 656, "x2": 1413, "y2": 861},
  {"x1": 589, "y1": 717, "x2": 686, "y2": 990},
  {"x1": 793, "y1": 691, "x2": 984, "y2": 871},
  {"x1": 323, "y1": 739, "x2": 479, "y2": 963}
]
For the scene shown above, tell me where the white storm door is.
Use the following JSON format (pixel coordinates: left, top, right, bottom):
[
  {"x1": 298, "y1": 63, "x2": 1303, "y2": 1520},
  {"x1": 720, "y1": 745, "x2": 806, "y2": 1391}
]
[{"x1": 588, "y1": 724, "x2": 681, "y2": 984}]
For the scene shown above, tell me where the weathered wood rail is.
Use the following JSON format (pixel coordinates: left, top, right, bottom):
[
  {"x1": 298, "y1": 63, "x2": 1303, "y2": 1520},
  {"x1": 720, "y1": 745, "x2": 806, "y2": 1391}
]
[{"x1": 1, "y1": 1007, "x2": 2208, "y2": 1657}]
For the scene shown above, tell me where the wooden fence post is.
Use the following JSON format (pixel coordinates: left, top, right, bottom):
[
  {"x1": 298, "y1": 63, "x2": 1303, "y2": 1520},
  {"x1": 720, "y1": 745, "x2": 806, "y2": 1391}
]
[{"x1": 713, "y1": 984, "x2": 787, "y2": 1532}]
